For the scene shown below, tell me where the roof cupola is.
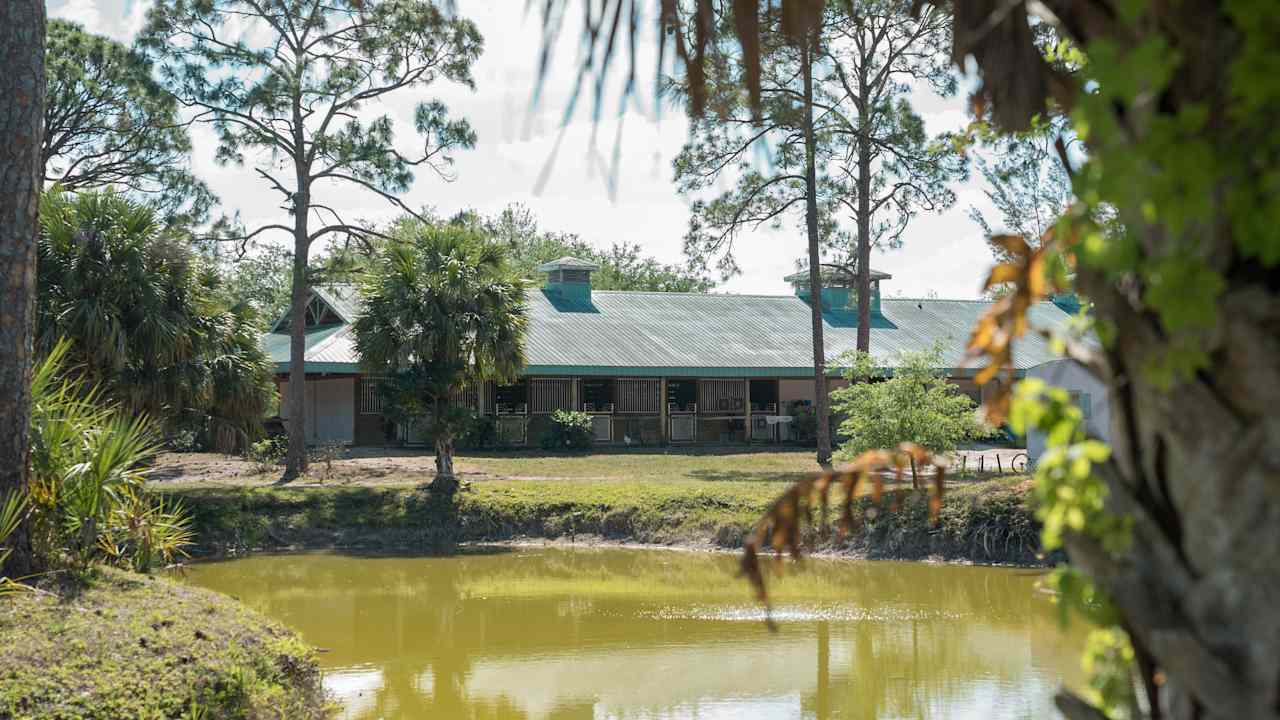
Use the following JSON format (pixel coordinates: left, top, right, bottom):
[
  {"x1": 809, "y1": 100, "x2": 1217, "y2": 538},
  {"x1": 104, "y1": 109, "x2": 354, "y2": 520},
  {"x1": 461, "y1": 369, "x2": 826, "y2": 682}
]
[
  {"x1": 538, "y1": 256, "x2": 600, "y2": 304},
  {"x1": 784, "y1": 266, "x2": 892, "y2": 316}
]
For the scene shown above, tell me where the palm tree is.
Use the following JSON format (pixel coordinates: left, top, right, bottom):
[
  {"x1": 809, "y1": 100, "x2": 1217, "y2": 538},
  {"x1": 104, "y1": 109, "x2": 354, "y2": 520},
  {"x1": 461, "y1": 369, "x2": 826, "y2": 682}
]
[
  {"x1": 37, "y1": 188, "x2": 273, "y2": 451},
  {"x1": 353, "y1": 224, "x2": 527, "y2": 492}
]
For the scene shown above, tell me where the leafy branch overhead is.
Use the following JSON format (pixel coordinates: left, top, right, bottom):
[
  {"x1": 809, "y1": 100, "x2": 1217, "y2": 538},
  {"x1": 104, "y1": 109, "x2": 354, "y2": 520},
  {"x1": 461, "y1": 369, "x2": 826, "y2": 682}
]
[{"x1": 540, "y1": 0, "x2": 1068, "y2": 132}]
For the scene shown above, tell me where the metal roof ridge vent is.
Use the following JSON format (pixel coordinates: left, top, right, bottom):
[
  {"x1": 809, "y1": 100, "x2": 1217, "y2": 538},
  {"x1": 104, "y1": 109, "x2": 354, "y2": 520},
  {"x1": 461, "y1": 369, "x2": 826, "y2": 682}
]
[{"x1": 537, "y1": 256, "x2": 601, "y2": 305}]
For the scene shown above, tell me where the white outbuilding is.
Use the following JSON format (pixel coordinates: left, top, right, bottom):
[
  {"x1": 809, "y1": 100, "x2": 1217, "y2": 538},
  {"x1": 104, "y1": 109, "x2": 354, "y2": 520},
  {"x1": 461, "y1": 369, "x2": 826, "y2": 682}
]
[{"x1": 1024, "y1": 358, "x2": 1112, "y2": 464}]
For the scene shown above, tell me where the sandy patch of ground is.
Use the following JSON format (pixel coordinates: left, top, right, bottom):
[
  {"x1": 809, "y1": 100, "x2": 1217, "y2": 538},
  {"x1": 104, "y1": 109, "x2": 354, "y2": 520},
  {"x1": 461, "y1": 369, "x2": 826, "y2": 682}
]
[
  {"x1": 149, "y1": 447, "x2": 445, "y2": 486},
  {"x1": 150, "y1": 443, "x2": 1030, "y2": 489}
]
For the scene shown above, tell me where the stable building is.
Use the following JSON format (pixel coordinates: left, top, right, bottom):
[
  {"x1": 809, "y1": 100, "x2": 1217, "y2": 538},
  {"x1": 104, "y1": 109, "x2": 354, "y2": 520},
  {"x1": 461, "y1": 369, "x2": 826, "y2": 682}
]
[{"x1": 262, "y1": 257, "x2": 1081, "y2": 447}]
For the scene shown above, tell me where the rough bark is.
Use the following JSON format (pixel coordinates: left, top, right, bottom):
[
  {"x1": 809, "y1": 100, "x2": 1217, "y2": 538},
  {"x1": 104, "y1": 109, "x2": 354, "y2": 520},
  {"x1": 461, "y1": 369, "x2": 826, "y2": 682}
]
[
  {"x1": 1061, "y1": 266, "x2": 1280, "y2": 720},
  {"x1": 283, "y1": 226, "x2": 310, "y2": 480},
  {"x1": 801, "y1": 30, "x2": 833, "y2": 469},
  {"x1": 0, "y1": 0, "x2": 45, "y2": 579},
  {"x1": 425, "y1": 396, "x2": 458, "y2": 492},
  {"x1": 282, "y1": 97, "x2": 311, "y2": 480},
  {"x1": 855, "y1": 120, "x2": 872, "y2": 352},
  {"x1": 433, "y1": 435, "x2": 457, "y2": 492}
]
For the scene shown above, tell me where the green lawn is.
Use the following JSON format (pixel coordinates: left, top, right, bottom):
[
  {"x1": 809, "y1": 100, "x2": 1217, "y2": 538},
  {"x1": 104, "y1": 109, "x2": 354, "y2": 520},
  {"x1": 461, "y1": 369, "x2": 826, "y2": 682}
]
[{"x1": 455, "y1": 448, "x2": 826, "y2": 483}]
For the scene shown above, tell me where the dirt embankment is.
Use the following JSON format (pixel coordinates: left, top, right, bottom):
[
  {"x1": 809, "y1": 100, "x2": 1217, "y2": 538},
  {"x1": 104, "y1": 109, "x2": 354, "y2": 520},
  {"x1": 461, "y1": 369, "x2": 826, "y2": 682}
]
[{"x1": 163, "y1": 477, "x2": 1047, "y2": 567}]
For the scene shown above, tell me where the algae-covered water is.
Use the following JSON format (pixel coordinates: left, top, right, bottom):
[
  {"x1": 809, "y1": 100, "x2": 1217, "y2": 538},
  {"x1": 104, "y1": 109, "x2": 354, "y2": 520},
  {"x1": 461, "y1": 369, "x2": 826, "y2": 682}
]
[{"x1": 181, "y1": 547, "x2": 1087, "y2": 719}]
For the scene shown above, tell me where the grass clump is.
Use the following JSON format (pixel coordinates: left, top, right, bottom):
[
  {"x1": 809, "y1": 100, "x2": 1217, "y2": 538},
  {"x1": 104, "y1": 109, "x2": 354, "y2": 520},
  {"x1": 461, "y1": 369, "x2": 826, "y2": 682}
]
[{"x1": 0, "y1": 566, "x2": 329, "y2": 719}]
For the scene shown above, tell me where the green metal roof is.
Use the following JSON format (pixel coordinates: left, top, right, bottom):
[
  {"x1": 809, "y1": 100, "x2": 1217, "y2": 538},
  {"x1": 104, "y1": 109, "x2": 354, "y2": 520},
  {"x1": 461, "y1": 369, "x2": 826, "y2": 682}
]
[
  {"x1": 263, "y1": 323, "x2": 358, "y2": 373},
  {"x1": 268, "y1": 284, "x2": 360, "y2": 333},
  {"x1": 263, "y1": 288, "x2": 1078, "y2": 376}
]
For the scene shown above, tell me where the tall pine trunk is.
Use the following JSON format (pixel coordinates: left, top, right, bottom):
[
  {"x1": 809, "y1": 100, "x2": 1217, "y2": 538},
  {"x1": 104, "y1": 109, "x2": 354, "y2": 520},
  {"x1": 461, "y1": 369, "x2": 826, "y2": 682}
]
[
  {"x1": 283, "y1": 226, "x2": 310, "y2": 480},
  {"x1": 801, "y1": 30, "x2": 832, "y2": 469},
  {"x1": 284, "y1": 166, "x2": 311, "y2": 479},
  {"x1": 855, "y1": 120, "x2": 872, "y2": 352},
  {"x1": 283, "y1": 89, "x2": 310, "y2": 480},
  {"x1": 0, "y1": 0, "x2": 45, "y2": 579}
]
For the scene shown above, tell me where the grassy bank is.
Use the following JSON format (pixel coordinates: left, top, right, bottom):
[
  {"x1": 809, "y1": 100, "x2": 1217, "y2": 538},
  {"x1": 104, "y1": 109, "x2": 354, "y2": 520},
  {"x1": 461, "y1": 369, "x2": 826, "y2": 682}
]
[
  {"x1": 0, "y1": 567, "x2": 329, "y2": 719},
  {"x1": 165, "y1": 476, "x2": 1044, "y2": 565}
]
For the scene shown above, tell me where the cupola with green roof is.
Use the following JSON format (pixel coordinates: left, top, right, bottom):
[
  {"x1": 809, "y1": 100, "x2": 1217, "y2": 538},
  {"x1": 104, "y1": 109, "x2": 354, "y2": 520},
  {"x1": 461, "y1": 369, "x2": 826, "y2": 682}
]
[
  {"x1": 783, "y1": 266, "x2": 892, "y2": 316},
  {"x1": 537, "y1": 256, "x2": 600, "y2": 303}
]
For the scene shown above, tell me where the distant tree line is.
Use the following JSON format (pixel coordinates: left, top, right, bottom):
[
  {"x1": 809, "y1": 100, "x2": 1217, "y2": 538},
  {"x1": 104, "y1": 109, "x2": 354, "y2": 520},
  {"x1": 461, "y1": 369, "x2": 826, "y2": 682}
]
[{"x1": 222, "y1": 202, "x2": 715, "y2": 326}]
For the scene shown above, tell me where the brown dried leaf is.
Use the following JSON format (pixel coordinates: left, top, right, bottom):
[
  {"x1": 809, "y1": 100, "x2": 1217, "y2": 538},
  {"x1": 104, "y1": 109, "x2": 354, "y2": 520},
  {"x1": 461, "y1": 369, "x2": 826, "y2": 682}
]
[
  {"x1": 743, "y1": 448, "x2": 947, "y2": 616},
  {"x1": 985, "y1": 263, "x2": 1022, "y2": 288},
  {"x1": 989, "y1": 234, "x2": 1031, "y2": 258}
]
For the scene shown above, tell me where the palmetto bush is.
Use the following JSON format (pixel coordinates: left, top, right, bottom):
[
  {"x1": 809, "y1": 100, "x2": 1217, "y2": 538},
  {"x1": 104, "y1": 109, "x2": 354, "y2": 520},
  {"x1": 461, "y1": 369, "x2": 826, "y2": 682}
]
[
  {"x1": 38, "y1": 189, "x2": 273, "y2": 452},
  {"x1": 27, "y1": 341, "x2": 194, "y2": 573}
]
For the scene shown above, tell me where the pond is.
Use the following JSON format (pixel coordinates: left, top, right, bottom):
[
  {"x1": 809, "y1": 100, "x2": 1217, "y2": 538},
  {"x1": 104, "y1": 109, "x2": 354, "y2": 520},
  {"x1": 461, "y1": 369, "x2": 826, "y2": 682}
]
[{"x1": 180, "y1": 547, "x2": 1088, "y2": 719}]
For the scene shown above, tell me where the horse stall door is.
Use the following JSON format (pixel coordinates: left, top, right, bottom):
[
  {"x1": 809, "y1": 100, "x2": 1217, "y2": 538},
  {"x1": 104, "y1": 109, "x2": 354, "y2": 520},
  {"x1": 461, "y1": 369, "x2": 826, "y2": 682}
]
[{"x1": 309, "y1": 377, "x2": 355, "y2": 444}]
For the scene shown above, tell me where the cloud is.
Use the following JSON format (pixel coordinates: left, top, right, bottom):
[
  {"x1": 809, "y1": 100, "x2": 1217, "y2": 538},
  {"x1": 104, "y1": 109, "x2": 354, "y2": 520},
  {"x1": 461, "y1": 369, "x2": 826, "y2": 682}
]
[
  {"x1": 66, "y1": 1, "x2": 1000, "y2": 300},
  {"x1": 50, "y1": 0, "x2": 104, "y2": 32},
  {"x1": 122, "y1": 0, "x2": 152, "y2": 39}
]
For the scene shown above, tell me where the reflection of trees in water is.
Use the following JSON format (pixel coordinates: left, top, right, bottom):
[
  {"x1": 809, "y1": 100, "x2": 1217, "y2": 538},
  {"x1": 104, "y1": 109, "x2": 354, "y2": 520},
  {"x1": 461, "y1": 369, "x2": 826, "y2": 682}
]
[
  {"x1": 796, "y1": 611, "x2": 1084, "y2": 719},
  {"x1": 184, "y1": 549, "x2": 1085, "y2": 720}
]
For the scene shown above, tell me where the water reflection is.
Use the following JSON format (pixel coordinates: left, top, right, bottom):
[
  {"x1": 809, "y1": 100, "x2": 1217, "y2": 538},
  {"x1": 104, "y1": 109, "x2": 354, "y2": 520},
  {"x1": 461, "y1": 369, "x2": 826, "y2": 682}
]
[{"x1": 181, "y1": 547, "x2": 1086, "y2": 719}]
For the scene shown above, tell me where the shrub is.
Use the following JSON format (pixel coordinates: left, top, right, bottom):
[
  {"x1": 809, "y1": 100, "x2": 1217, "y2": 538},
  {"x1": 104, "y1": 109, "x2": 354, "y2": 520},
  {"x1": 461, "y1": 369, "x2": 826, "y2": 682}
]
[
  {"x1": 98, "y1": 494, "x2": 195, "y2": 573},
  {"x1": 458, "y1": 413, "x2": 497, "y2": 450},
  {"x1": 540, "y1": 410, "x2": 594, "y2": 450},
  {"x1": 164, "y1": 427, "x2": 202, "y2": 453},
  {"x1": 788, "y1": 401, "x2": 818, "y2": 446},
  {"x1": 38, "y1": 190, "x2": 274, "y2": 449},
  {"x1": 0, "y1": 492, "x2": 27, "y2": 595},
  {"x1": 247, "y1": 436, "x2": 287, "y2": 474},
  {"x1": 831, "y1": 343, "x2": 993, "y2": 484}
]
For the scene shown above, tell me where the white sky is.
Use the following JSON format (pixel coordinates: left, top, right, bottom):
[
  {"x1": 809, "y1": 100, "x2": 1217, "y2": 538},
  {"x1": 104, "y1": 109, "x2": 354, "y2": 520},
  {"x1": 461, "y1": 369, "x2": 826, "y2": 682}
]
[{"x1": 49, "y1": 0, "x2": 1002, "y2": 299}]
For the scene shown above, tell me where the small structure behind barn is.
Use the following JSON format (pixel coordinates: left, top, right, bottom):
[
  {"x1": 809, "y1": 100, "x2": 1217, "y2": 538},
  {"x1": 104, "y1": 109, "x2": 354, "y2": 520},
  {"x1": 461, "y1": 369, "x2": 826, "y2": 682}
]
[{"x1": 1025, "y1": 358, "x2": 1112, "y2": 464}]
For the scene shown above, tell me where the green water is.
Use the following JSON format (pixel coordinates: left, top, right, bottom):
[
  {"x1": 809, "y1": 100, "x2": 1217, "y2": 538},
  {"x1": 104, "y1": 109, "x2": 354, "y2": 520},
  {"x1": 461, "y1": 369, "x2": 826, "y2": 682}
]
[{"x1": 181, "y1": 547, "x2": 1087, "y2": 719}]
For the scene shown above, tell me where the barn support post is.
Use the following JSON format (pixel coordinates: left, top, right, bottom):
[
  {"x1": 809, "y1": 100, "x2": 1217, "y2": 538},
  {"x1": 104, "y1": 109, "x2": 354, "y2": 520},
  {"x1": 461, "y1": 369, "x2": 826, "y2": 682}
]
[{"x1": 660, "y1": 377, "x2": 668, "y2": 444}]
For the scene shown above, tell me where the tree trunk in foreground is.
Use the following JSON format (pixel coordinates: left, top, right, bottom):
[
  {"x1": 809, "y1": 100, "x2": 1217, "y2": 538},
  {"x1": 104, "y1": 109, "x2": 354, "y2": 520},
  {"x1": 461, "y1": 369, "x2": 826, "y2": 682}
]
[
  {"x1": 926, "y1": 2, "x2": 1280, "y2": 714},
  {"x1": 0, "y1": 0, "x2": 46, "y2": 579},
  {"x1": 1065, "y1": 262, "x2": 1280, "y2": 720},
  {"x1": 801, "y1": 30, "x2": 832, "y2": 469}
]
